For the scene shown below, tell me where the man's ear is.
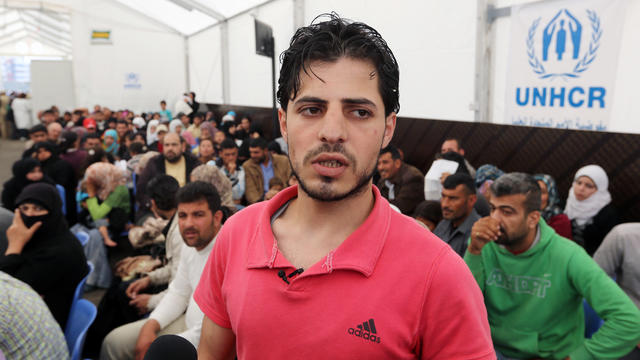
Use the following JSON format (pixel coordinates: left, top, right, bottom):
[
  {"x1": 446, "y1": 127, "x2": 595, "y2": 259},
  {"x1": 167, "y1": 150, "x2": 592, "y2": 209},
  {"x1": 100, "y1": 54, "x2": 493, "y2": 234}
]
[
  {"x1": 381, "y1": 112, "x2": 397, "y2": 148},
  {"x1": 459, "y1": 148, "x2": 465, "y2": 156},
  {"x1": 214, "y1": 209, "x2": 224, "y2": 226},
  {"x1": 278, "y1": 108, "x2": 287, "y2": 143},
  {"x1": 527, "y1": 210, "x2": 541, "y2": 229}
]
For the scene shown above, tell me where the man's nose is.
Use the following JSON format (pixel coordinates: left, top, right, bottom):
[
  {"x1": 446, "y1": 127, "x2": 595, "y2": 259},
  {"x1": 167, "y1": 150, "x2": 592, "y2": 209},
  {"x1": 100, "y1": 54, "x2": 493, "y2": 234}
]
[{"x1": 318, "y1": 107, "x2": 347, "y2": 143}]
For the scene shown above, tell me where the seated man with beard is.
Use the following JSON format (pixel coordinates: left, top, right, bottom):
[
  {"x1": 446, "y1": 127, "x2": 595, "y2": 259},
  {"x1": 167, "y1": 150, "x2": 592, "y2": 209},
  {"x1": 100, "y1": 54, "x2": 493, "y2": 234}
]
[{"x1": 465, "y1": 173, "x2": 640, "y2": 360}]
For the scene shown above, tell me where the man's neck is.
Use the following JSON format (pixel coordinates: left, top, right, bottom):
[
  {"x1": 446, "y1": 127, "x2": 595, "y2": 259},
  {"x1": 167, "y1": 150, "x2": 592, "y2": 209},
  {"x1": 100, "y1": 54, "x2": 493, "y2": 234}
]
[
  {"x1": 451, "y1": 212, "x2": 470, "y2": 228},
  {"x1": 283, "y1": 184, "x2": 375, "y2": 248},
  {"x1": 261, "y1": 155, "x2": 271, "y2": 167},
  {"x1": 195, "y1": 225, "x2": 220, "y2": 252}
]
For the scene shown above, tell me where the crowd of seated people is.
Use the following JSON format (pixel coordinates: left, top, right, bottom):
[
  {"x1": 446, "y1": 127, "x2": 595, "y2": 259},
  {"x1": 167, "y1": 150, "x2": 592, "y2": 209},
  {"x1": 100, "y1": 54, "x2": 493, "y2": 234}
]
[{"x1": 0, "y1": 98, "x2": 639, "y2": 360}]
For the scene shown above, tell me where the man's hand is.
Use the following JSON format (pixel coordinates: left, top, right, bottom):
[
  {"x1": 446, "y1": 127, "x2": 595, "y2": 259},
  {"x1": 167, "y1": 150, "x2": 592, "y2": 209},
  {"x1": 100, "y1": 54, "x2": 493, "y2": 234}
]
[
  {"x1": 134, "y1": 319, "x2": 160, "y2": 360},
  {"x1": 226, "y1": 161, "x2": 236, "y2": 175},
  {"x1": 5, "y1": 210, "x2": 42, "y2": 255},
  {"x1": 439, "y1": 172, "x2": 451, "y2": 185},
  {"x1": 468, "y1": 217, "x2": 501, "y2": 255},
  {"x1": 126, "y1": 276, "x2": 151, "y2": 299},
  {"x1": 129, "y1": 294, "x2": 152, "y2": 315}
]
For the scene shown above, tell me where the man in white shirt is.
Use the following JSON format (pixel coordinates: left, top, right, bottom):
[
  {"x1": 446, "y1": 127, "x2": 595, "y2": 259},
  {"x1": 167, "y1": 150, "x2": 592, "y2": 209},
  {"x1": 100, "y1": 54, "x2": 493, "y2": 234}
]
[{"x1": 100, "y1": 181, "x2": 223, "y2": 360}]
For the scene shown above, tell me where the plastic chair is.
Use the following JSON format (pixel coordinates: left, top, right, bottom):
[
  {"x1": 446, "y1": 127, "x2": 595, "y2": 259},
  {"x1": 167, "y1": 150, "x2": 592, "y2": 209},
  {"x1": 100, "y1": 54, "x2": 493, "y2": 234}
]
[
  {"x1": 64, "y1": 299, "x2": 97, "y2": 360},
  {"x1": 583, "y1": 299, "x2": 604, "y2": 338},
  {"x1": 75, "y1": 231, "x2": 90, "y2": 247},
  {"x1": 56, "y1": 184, "x2": 66, "y2": 215},
  {"x1": 66, "y1": 261, "x2": 93, "y2": 329}
]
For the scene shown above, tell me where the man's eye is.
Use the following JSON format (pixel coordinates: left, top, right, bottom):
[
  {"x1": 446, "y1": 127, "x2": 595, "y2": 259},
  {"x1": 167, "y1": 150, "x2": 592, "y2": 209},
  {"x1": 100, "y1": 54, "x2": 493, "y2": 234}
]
[
  {"x1": 355, "y1": 109, "x2": 370, "y2": 117},
  {"x1": 301, "y1": 107, "x2": 321, "y2": 116}
]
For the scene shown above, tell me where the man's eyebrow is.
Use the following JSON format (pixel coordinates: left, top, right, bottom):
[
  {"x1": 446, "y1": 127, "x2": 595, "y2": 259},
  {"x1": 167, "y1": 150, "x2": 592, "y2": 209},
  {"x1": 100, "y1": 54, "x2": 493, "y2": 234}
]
[
  {"x1": 342, "y1": 98, "x2": 377, "y2": 108},
  {"x1": 294, "y1": 96, "x2": 327, "y2": 106},
  {"x1": 496, "y1": 205, "x2": 516, "y2": 212}
]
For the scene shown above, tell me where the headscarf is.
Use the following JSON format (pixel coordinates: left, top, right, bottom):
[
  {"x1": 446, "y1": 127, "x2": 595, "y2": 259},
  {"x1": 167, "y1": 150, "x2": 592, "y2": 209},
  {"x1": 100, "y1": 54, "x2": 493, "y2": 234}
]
[
  {"x1": 132, "y1": 117, "x2": 146, "y2": 130},
  {"x1": 190, "y1": 164, "x2": 234, "y2": 211},
  {"x1": 475, "y1": 164, "x2": 504, "y2": 189},
  {"x1": 136, "y1": 151, "x2": 160, "y2": 175},
  {"x1": 10, "y1": 182, "x2": 88, "y2": 328},
  {"x1": 533, "y1": 174, "x2": 563, "y2": 221},
  {"x1": 564, "y1": 165, "x2": 612, "y2": 226},
  {"x1": 103, "y1": 129, "x2": 119, "y2": 155},
  {"x1": 182, "y1": 130, "x2": 196, "y2": 146},
  {"x1": 85, "y1": 162, "x2": 126, "y2": 201},
  {"x1": 146, "y1": 119, "x2": 159, "y2": 145},
  {"x1": 2, "y1": 158, "x2": 54, "y2": 210},
  {"x1": 199, "y1": 121, "x2": 217, "y2": 140},
  {"x1": 169, "y1": 119, "x2": 183, "y2": 134}
]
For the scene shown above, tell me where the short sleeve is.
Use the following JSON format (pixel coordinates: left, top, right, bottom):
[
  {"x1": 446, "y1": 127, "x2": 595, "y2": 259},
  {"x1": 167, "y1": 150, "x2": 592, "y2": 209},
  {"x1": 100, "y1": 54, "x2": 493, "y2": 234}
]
[
  {"x1": 419, "y1": 248, "x2": 495, "y2": 360},
  {"x1": 193, "y1": 227, "x2": 232, "y2": 329}
]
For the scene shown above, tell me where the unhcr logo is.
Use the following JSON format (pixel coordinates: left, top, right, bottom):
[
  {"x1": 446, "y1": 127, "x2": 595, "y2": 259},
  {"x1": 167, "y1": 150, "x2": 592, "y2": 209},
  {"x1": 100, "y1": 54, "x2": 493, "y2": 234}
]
[{"x1": 516, "y1": 9, "x2": 605, "y2": 109}]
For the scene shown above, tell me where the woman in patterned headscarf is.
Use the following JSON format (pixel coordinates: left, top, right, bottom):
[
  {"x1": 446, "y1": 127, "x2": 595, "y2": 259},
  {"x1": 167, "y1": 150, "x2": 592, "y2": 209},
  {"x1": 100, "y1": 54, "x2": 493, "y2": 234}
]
[
  {"x1": 533, "y1": 174, "x2": 572, "y2": 239},
  {"x1": 84, "y1": 162, "x2": 131, "y2": 246},
  {"x1": 103, "y1": 129, "x2": 119, "y2": 157},
  {"x1": 190, "y1": 164, "x2": 235, "y2": 222}
]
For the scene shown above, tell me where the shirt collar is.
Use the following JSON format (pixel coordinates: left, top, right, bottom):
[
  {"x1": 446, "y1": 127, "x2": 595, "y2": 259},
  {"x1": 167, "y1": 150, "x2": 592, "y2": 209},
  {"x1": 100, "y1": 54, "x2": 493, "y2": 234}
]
[{"x1": 246, "y1": 185, "x2": 391, "y2": 277}]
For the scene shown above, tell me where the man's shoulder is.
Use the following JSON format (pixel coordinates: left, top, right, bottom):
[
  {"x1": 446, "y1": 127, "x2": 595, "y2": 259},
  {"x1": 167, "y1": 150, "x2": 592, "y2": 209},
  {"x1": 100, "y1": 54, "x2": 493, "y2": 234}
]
[
  {"x1": 272, "y1": 153, "x2": 290, "y2": 167},
  {"x1": 401, "y1": 163, "x2": 424, "y2": 179}
]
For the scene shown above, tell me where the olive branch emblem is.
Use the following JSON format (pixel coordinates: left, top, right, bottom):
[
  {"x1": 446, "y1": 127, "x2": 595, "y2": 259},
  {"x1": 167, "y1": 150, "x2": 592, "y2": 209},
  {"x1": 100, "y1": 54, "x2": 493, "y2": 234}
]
[{"x1": 526, "y1": 10, "x2": 602, "y2": 79}]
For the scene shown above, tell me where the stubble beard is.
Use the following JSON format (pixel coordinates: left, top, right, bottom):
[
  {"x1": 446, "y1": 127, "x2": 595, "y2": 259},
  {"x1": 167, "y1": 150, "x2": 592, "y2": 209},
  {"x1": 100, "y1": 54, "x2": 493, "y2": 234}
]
[{"x1": 288, "y1": 141, "x2": 381, "y2": 202}]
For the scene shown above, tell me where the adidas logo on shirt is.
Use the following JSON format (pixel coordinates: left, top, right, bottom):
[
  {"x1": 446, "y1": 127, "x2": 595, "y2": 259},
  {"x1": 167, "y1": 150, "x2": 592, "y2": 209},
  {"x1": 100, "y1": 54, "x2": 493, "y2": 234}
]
[{"x1": 347, "y1": 318, "x2": 381, "y2": 344}]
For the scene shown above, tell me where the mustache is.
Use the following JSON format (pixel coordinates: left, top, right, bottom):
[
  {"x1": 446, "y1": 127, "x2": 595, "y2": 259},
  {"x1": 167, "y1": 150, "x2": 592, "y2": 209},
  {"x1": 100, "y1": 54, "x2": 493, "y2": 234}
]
[
  {"x1": 182, "y1": 227, "x2": 199, "y2": 234},
  {"x1": 302, "y1": 143, "x2": 356, "y2": 165}
]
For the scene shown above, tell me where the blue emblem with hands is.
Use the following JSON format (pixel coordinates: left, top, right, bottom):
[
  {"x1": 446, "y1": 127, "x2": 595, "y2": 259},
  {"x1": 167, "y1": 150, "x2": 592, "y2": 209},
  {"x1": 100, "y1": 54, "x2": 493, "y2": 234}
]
[{"x1": 527, "y1": 9, "x2": 601, "y2": 79}]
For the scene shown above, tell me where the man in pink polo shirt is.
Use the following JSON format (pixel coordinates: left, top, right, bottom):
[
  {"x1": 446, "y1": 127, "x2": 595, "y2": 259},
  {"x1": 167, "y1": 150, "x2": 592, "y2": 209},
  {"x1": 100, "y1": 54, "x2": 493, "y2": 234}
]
[{"x1": 194, "y1": 14, "x2": 494, "y2": 359}]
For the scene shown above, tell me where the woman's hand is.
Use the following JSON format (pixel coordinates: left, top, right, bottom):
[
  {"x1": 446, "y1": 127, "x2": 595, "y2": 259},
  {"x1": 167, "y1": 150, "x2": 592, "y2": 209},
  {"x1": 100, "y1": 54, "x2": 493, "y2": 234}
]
[{"x1": 5, "y1": 210, "x2": 41, "y2": 255}]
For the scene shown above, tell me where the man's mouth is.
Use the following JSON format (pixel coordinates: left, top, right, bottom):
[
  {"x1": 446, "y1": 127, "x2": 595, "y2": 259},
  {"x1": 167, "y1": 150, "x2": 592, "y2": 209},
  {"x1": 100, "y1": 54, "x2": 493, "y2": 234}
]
[{"x1": 317, "y1": 160, "x2": 343, "y2": 168}]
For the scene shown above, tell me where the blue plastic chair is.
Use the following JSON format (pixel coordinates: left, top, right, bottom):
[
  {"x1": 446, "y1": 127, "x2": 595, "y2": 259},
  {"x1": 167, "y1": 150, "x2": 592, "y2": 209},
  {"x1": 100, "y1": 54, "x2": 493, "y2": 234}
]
[
  {"x1": 583, "y1": 299, "x2": 604, "y2": 338},
  {"x1": 64, "y1": 299, "x2": 97, "y2": 360},
  {"x1": 66, "y1": 261, "x2": 93, "y2": 329},
  {"x1": 75, "y1": 231, "x2": 89, "y2": 247},
  {"x1": 56, "y1": 184, "x2": 66, "y2": 215}
]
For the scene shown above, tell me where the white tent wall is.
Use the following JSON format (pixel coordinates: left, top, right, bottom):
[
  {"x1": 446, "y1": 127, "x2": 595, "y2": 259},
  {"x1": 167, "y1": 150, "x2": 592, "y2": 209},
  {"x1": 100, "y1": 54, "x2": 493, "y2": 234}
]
[
  {"x1": 188, "y1": 0, "x2": 295, "y2": 108},
  {"x1": 491, "y1": 0, "x2": 640, "y2": 134},
  {"x1": 70, "y1": 0, "x2": 186, "y2": 113},
  {"x1": 188, "y1": 26, "x2": 224, "y2": 104},
  {"x1": 30, "y1": 60, "x2": 75, "y2": 119},
  {"x1": 303, "y1": 1, "x2": 478, "y2": 122}
]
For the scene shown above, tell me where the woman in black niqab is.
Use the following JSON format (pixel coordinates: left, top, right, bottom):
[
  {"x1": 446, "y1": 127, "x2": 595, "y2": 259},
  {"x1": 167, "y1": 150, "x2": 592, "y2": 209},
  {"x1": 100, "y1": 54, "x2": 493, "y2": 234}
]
[
  {"x1": 1, "y1": 157, "x2": 55, "y2": 210},
  {"x1": 0, "y1": 182, "x2": 88, "y2": 329}
]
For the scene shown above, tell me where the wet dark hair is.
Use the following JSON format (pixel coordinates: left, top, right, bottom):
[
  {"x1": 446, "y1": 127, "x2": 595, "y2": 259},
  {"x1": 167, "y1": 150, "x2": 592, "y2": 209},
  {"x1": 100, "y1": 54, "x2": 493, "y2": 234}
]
[
  {"x1": 29, "y1": 124, "x2": 47, "y2": 134},
  {"x1": 490, "y1": 173, "x2": 541, "y2": 213},
  {"x1": 176, "y1": 181, "x2": 221, "y2": 215},
  {"x1": 277, "y1": 13, "x2": 399, "y2": 116},
  {"x1": 379, "y1": 144, "x2": 401, "y2": 160},
  {"x1": 147, "y1": 175, "x2": 179, "y2": 211},
  {"x1": 443, "y1": 173, "x2": 476, "y2": 195}
]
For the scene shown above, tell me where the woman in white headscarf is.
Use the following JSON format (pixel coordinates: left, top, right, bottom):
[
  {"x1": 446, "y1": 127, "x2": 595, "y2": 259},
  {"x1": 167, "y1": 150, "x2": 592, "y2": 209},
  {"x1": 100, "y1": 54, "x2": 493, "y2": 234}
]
[
  {"x1": 169, "y1": 119, "x2": 183, "y2": 135},
  {"x1": 564, "y1": 164, "x2": 619, "y2": 255},
  {"x1": 146, "y1": 119, "x2": 159, "y2": 145}
]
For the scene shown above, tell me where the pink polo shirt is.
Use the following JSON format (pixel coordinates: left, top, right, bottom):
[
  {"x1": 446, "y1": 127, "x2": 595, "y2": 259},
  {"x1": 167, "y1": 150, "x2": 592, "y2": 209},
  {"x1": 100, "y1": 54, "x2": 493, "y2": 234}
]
[{"x1": 194, "y1": 185, "x2": 494, "y2": 359}]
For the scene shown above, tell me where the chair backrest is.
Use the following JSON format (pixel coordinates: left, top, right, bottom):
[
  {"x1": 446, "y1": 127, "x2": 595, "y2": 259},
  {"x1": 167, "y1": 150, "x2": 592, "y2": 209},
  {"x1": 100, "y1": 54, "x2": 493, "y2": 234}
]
[
  {"x1": 583, "y1": 299, "x2": 604, "y2": 338},
  {"x1": 56, "y1": 184, "x2": 66, "y2": 215},
  {"x1": 75, "y1": 231, "x2": 89, "y2": 247},
  {"x1": 64, "y1": 299, "x2": 97, "y2": 360},
  {"x1": 65, "y1": 261, "x2": 93, "y2": 335}
]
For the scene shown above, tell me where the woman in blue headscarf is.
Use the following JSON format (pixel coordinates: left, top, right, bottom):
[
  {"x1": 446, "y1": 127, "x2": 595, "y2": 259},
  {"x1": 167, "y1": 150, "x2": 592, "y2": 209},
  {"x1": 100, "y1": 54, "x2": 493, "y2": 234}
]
[
  {"x1": 533, "y1": 173, "x2": 572, "y2": 239},
  {"x1": 103, "y1": 129, "x2": 119, "y2": 157}
]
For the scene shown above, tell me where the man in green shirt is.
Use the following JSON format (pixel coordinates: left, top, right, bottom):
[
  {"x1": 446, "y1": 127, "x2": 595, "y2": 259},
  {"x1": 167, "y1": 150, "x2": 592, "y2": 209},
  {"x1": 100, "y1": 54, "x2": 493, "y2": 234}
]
[{"x1": 465, "y1": 172, "x2": 640, "y2": 360}]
